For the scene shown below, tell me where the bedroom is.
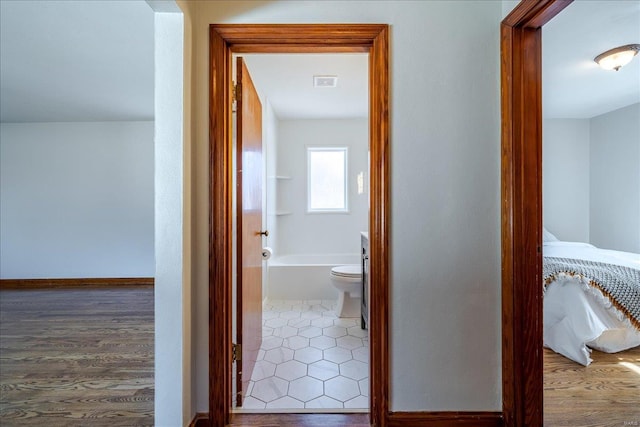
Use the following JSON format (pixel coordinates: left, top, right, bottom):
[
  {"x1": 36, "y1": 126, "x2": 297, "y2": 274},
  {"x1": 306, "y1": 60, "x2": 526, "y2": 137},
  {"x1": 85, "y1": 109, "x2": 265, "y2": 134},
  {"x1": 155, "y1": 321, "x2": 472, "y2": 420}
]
[
  {"x1": 0, "y1": 0, "x2": 156, "y2": 423},
  {"x1": 540, "y1": 0, "x2": 640, "y2": 424}
]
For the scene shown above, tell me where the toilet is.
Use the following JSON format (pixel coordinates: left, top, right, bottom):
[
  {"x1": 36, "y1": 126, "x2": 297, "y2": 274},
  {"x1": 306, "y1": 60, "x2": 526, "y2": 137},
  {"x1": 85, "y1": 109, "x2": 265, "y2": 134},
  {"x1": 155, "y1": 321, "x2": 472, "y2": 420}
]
[{"x1": 330, "y1": 265, "x2": 362, "y2": 318}]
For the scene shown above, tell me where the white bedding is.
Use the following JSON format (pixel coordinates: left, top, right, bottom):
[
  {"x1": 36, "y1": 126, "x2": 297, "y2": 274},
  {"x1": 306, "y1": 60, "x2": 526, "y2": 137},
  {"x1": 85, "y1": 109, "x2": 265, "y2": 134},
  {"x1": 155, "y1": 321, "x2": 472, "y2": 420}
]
[{"x1": 543, "y1": 241, "x2": 640, "y2": 366}]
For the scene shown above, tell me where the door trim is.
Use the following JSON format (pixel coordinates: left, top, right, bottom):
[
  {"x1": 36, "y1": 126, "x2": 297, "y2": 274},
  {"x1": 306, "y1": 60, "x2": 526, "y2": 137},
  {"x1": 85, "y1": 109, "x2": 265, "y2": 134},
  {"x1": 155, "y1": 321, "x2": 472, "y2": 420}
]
[
  {"x1": 500, "y1": 1, "x2": 572, "y2": 426},
  {"x1": 208, "y1": 24, "x2": 389, "y2": 427}
]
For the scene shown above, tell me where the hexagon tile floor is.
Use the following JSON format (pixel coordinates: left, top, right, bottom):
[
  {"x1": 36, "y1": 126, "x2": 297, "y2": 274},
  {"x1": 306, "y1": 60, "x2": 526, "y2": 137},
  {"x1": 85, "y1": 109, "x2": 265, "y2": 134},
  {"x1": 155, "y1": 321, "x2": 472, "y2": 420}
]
[{"x1": 241, "y1": 299, "x2": 369, "y2": 410}]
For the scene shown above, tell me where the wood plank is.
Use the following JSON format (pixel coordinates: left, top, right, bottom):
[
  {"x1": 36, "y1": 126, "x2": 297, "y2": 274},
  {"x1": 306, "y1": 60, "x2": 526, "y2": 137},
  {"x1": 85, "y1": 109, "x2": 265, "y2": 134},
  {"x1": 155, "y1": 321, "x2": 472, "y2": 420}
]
[
  {"x1": 368, "y1": 24, "x2": 390, "y2": 427},
  {"x1": 209, "y1": 24, "x2": 234, "y2": 427},
  {"x1": 229, "y1": 413, "x2": 370, "y2": 426},
  {"x1": 235, "y1": 56, "x2": 264, "y2": 407},
  {"x1": 0, "y1": 278, "x2": 154, "y2": 290},
  {"x1": 190, "y1": 412, "x2": 211, "y2": 427},
  {"x1": 0, "y1": 288, "x2": 154, "y2": 426},
  {"x1": 212, "y1": 24, "x2": 384, "y2": 46},
  {"x1": 544, "y1": 347, "x2": 640, "y2": 426},
  {"x1": 387, "y1": 411, "x2": 503, "y2": 427}
]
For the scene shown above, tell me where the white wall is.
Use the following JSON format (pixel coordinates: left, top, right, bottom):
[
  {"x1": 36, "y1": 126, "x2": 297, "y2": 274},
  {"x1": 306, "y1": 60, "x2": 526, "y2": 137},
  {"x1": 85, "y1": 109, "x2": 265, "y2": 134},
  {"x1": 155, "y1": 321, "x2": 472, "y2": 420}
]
[
  {"x1": 276, "y1": 119, "x2": 368, "y2": 256},
  {"x1": 590, "y1": 103, "x2": 640, "y2": 253},
  {"x1": 542, "y1": 119, "x2": 590, "y2": 242},
  {"x1": 179, "y1": 0, "x2": 502, "y2": 413},
  {"x1": 542, "y1": 104, "x2": 640, "y2": 253},
  {"x1": 153, "y1": 10, "x2": 188, "y2": 427},
  {"x1": 264, "y1": 101, "x2": 279, "y2": 297},
  {"x1": 0, "y1": 121, "x2": 154, "y2": 279}
]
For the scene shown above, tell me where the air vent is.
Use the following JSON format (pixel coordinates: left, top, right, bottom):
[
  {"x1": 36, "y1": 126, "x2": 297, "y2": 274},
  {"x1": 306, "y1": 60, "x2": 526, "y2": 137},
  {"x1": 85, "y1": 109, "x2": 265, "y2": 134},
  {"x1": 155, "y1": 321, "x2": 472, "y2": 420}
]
[{"x1": 313, "y1": 75, "x2": 338, "y2": 88}]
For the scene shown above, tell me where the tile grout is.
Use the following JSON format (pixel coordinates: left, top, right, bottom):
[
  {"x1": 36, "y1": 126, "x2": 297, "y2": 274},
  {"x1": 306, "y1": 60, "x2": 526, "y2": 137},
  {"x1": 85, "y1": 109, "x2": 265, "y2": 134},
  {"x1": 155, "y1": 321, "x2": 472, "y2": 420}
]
[{"x1": 243, "y1": 299, "x2": 369, "y2": 410}]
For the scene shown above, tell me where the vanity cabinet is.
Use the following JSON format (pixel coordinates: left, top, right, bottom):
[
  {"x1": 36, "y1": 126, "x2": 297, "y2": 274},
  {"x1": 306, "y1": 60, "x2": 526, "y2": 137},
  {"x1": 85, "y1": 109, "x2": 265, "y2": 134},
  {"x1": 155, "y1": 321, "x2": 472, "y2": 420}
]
[{"x1": 361, "y1": 232, "x2": 369, "y2": 330}]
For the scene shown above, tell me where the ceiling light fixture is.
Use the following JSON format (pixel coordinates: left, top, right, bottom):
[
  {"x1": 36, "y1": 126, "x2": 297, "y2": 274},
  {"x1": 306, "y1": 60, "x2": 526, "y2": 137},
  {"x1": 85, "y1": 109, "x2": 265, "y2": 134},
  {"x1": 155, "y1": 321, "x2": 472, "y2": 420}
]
[
  {"x1": 313, "y1": 75, "x2": 338, "y2": 88},
  {"x1": 594, "y1": 44, "x2": 640, "y2": 71}
]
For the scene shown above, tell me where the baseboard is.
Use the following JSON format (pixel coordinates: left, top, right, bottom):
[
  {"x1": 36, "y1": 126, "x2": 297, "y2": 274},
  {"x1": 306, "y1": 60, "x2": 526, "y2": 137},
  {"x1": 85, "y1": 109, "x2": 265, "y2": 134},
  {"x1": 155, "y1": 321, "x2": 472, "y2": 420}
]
[
  {"x1": 387, "y1": 411, "x2": 503, "y2": 427},
  {"x1": 190, "y1": 411, "x2": 501, "y2": 427},
  {"x1": 189, "y1": 412, "x2": 210, "y2": 427},
  {"x1": 0, "y1": 277, "x2": 154, "y2": 290}
]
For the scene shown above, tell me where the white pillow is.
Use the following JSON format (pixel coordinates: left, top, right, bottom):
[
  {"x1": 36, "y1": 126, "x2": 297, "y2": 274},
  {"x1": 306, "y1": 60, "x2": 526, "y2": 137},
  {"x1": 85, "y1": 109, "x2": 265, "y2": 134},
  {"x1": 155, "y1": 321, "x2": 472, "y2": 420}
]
[{"x1": 543, "y1": 227, "x2": 559, "y2": 242}]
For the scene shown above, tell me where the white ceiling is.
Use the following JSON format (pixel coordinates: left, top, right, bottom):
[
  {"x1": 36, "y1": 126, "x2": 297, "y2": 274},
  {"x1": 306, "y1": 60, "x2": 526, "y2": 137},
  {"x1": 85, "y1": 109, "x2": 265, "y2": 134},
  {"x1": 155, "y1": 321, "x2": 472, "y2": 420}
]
[
  {"x1": 543, "y1": 0, "x2": 640, "y2": 119},
  {"x1": 241, "y1": 54, "x2": 369, "y2": 119},
  {"x1": 0, "y1": 1, "x2": 638, "y2": 123},
  {"x1": 0, "y1": 0, "x2": 154, "y2": 123}
]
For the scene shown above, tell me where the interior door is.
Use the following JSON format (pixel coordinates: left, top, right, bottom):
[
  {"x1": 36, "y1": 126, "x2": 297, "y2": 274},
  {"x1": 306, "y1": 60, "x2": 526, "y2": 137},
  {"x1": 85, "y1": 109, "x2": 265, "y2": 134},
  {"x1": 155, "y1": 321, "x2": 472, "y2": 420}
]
[{"x1": 235, "y1": 57, "x2": 263, "y2": 407}]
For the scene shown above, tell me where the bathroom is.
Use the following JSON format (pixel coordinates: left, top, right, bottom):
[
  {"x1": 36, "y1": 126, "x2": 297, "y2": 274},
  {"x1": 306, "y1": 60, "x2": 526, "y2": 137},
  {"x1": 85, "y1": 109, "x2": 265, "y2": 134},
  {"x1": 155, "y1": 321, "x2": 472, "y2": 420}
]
[{"x1": 235, "y1": 53, "x2": 370, "y2": 411}]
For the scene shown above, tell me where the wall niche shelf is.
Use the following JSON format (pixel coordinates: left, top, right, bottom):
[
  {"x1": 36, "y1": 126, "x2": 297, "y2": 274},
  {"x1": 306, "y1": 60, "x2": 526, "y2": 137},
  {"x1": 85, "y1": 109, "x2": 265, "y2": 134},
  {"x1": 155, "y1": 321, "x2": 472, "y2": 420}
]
[{"x1": 269, "y1": 174, "x2": 292, "y2": 216}]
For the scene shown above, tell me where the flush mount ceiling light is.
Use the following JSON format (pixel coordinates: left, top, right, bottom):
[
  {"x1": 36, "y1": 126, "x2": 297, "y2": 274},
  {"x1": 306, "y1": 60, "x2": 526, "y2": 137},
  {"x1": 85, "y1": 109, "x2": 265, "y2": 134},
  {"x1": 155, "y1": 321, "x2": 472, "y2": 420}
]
[
  {"x1": 594, "y1": 44, "x2": 640, "y2": 71},
  {"x1": 313, "y1": 75, "x2": 338, "y2": 88}
]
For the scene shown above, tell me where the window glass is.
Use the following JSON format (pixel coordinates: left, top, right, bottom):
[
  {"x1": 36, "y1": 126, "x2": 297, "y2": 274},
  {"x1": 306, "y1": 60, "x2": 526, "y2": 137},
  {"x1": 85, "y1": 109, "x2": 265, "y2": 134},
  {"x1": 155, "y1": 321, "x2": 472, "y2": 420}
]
[{"x1": 307, "y1": 147, "x2": 348, "y2": 212}]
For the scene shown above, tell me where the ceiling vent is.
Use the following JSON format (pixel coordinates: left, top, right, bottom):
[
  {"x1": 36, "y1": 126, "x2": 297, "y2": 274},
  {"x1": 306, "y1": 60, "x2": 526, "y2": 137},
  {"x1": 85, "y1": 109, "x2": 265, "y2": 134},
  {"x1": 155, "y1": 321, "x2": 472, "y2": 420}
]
[{"x1": 313, "y1": 75, "x2": 338, "y2": 88}]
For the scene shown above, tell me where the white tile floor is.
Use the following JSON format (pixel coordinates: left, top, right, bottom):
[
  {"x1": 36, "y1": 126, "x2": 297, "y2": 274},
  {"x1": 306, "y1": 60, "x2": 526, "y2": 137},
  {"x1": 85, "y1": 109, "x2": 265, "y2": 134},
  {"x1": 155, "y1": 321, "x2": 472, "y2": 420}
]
[{"x1": 242, "y1": 299, "x2": 369, "y2": 410}]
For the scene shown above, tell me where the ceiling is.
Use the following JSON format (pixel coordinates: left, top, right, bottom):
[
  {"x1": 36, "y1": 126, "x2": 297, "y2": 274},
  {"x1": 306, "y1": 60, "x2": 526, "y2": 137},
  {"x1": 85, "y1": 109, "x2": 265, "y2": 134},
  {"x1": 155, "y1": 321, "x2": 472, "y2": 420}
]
[
  {"x1": 0, "y1": 1, "x2": 638, "y2": 123},
  {"x1": 0, "y1": 0, "x2": 154, "y2": 123},
  {"x1": 241, "y1": 54, "x2": 368, "y2": 120},
  {"x1": 543, "y1": 0, "x2": 640, "y2": 118}
]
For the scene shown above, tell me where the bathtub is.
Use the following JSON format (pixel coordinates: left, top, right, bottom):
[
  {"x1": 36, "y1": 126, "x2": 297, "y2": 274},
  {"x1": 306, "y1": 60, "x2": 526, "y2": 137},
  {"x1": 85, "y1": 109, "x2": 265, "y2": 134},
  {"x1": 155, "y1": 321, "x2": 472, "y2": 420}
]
[{"x1": 267, "y1": 253, "x2": 360, "y2": 300}]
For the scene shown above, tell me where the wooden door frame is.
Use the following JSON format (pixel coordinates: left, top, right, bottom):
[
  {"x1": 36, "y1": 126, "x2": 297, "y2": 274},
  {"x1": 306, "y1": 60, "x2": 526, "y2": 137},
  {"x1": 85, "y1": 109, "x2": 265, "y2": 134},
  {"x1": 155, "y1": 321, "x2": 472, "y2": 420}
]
[
  {"x1": 208, "y1": 24, "x2": 389, "y2": 427},
  {"x1": 501, "y1": 1, "x2": 572, "y2": 426}
]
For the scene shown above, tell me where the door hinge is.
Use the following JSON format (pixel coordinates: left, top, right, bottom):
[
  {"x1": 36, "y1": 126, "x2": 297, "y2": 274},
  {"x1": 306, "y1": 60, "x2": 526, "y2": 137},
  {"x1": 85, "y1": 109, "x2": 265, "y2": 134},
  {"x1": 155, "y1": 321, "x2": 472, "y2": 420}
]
[
  {"x1": 233, "y1": 83, "x2": 241, "y2": 102},
  {"x1": 232, "y1": 343, "x2": 242, "y2": 362}
]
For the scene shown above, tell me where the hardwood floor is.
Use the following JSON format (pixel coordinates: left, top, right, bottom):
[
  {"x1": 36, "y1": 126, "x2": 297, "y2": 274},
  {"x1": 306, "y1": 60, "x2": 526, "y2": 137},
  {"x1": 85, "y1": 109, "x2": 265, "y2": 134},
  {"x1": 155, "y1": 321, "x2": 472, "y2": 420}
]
[
  {"x1": 229, "y1": 413, "x2": 370, "y2": 426},
  {"x1": 2, "y1": 288, "x2": 638, "y2": 427},
  {"x1": 0, "y1": 287, "x2": 154, "y2": 426},
  {"x1": 544, "y1": 347, "x2": 640, "y2": 427}
]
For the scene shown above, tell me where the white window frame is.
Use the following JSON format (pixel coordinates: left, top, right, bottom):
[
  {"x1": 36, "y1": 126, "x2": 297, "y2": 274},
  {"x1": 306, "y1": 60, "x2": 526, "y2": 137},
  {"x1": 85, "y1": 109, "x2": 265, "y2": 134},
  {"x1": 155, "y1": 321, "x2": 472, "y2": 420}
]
[{"x1": 306, "y1": 146, "x2": 349, "y2": 214}]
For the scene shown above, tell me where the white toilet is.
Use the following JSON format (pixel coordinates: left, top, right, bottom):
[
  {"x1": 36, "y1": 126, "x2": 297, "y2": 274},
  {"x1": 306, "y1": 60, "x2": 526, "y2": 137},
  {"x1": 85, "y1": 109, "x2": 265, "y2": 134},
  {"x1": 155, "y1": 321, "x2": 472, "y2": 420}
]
[{"x1": 330, "y1": 265, "x2": 362, "y2": 318}]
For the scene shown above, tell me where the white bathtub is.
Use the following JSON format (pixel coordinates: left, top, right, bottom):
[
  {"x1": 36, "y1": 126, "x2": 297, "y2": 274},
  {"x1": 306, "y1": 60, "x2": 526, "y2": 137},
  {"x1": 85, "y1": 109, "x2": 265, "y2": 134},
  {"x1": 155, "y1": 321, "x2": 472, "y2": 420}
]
[{"x1": 267, "y1": 253, "x2": 360, "y2": 300}]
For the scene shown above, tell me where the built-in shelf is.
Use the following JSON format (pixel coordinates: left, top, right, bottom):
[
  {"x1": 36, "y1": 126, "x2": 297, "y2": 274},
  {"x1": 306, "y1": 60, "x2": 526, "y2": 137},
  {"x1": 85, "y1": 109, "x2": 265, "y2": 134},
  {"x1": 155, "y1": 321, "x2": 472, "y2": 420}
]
[{"x1": 268, "y1": 174, "x2": 292, "y2": 214}]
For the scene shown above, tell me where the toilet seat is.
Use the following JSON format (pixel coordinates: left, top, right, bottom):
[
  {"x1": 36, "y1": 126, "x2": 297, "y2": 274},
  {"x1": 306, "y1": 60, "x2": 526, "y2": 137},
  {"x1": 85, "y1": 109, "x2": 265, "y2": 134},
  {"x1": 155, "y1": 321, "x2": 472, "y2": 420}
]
[{"x1": 331, "y1": 265, "x2": 361, "y2": 278}]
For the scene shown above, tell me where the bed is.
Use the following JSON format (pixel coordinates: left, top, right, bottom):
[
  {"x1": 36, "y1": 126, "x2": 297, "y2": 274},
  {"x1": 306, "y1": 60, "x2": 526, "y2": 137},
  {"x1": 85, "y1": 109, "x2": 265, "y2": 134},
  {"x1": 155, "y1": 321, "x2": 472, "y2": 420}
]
[{"x1": 542, "y1": 231, "x2": 640, "y2": 366}]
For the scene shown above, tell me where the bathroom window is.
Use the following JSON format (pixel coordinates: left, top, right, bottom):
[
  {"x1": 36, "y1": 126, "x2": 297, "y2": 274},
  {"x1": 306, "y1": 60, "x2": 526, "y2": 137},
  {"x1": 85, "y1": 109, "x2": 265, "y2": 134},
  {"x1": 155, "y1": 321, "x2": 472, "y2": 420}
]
[{"x1": 307, "y1": 147, "x2": 348, "y2": 213}]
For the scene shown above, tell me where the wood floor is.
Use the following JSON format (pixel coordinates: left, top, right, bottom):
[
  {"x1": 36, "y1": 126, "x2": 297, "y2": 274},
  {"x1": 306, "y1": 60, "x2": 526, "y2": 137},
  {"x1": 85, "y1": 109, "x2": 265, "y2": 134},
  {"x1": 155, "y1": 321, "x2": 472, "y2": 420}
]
[
  {"x1": 544, "y1": 346, "x2": 640, "y2": 427},
  {"x1": 229, "y1": 413, "x2": 370, "y2": 426},
  {"x1": 1, "y1": 288, "x2": 638, "y2": 427},
  {"x1": 0, "y1": 287, "x2": 154, "y2": 426}
]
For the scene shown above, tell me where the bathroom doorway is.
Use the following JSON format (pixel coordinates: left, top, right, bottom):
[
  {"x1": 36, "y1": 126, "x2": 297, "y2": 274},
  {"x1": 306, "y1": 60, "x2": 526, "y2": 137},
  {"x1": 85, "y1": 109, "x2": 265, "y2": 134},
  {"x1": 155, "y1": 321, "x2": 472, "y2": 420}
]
[
  {"x1": 232, "y1": 52, "x2": 370, "y2": 412},
  {"x1": 209, "y1": 24, "x2": 389, "y2": 426}
]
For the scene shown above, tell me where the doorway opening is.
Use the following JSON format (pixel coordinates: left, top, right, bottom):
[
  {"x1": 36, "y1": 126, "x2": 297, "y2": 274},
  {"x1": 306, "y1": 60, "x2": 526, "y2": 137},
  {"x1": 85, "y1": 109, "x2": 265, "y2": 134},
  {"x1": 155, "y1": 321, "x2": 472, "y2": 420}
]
[
  {"x1": 209, "y1": 24, "x2": 389, "y2": 426},
  {"x1": 231, "y1": 52, "x2": 370, "y2": 412}
]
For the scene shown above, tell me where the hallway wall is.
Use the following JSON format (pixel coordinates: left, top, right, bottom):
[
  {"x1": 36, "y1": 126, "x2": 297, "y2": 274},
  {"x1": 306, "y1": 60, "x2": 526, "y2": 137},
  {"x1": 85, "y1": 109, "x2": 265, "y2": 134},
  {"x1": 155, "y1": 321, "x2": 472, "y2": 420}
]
[{"x1": 180, "y1": 0, "x2": 502, "y2": 413}]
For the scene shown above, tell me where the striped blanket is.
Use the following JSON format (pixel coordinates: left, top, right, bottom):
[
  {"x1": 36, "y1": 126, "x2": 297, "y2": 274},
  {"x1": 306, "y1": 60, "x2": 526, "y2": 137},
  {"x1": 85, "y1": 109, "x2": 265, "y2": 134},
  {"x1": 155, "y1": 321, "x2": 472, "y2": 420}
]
[{"x1": 543, "y1": 256, "x2": 640, "y2": 331}]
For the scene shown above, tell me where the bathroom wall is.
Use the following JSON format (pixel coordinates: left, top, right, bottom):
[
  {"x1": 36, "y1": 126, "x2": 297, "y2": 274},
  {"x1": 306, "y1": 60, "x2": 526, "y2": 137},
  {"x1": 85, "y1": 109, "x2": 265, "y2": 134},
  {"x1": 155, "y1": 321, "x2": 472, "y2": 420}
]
[
  {"x1": 263, "y1": 100, "x2": 279, "y2": 295},
  {"x1": 276, "y1": 118, "x2": 368, "y2": 256}
]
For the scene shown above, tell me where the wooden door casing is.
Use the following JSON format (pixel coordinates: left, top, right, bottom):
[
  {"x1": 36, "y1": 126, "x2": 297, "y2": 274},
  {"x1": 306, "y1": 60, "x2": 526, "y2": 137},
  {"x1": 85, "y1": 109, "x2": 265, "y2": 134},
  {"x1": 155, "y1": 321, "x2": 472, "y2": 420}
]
[
  {"x1": 501, "y1": 1, "x2": 572, "y2": 426},
  {"x1": 209, "y1": 24, "x2": 389, "y2": 427}
]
